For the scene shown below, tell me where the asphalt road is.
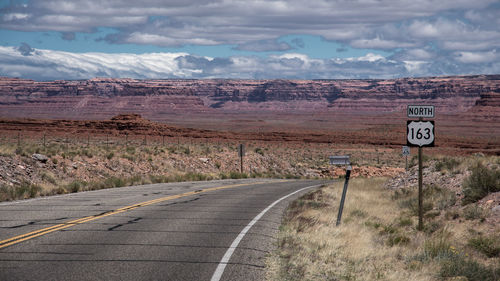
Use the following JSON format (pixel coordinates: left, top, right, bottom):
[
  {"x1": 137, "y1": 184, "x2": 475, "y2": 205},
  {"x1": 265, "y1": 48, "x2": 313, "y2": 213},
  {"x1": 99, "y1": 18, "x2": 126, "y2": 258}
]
[{"x1": 0, "y1": 178, "x2": 327, "y2": 280}]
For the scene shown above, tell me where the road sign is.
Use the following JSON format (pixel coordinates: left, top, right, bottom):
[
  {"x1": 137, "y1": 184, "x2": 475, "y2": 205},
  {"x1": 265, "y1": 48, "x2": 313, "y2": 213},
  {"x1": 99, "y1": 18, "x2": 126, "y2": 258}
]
[
  {"x1": 329, "y1": 155, "x2": 350, "y2": 165},
  {"x1": 408, "y1": 105, "x2": 435, "y2": 118},
  {"x1": 402, "y1": 146, "x2": 410, "y2": 156},
  {"x1": 407, "y1": 121, "x2": 435, "y2": 147}
]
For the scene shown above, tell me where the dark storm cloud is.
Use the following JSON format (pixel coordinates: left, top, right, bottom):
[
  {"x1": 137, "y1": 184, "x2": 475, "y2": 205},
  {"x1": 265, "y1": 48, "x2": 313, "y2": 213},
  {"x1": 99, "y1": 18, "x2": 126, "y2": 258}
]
[{"x1": 234, "y1": 39, "x2": 292, "y2": 52}]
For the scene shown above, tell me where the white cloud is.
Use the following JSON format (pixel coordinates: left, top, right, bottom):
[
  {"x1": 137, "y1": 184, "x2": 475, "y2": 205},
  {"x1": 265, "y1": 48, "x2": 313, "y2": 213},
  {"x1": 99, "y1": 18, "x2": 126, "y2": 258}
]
[
  {"x1": 346, "y1": 53, "x2": 386, "y2": 62},
  {"x1": 0, "y1": 46, "x2": 193, "y2": 80},
  {"x1": 126, "y1": 32, "x2": 219, "y2": 46},
  {"x1": 405, "y1": 49, "x2": 434, "y2": 60},
  {"x1": 350, "y1": 37, "x2": 415, "y2": 49},
  {"x1": 1, "y1": 0, "x2": 498, "y2": 54},
  {"x1": 1, "y1": 44, "x2": 500, "y2": 81},
  {"x1": 3, "y1": 13, "x2": 30, "y2": 21},
  {"x1": 403, "y1": 61, "x2": 428, "y2": 74},
  {"x1": 455, "y1": 50, "x2": 498, "y2": 63}
]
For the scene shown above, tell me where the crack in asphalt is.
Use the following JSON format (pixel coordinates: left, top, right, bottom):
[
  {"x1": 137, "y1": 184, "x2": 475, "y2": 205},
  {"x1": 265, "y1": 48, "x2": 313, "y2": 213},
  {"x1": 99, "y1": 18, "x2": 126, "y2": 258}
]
[
  {"x1": 3, "y1": 217, "x2": 69, "y2": 229},
  {"x1": 107, "y1": 217, "x2": 142, "y2": 231}
]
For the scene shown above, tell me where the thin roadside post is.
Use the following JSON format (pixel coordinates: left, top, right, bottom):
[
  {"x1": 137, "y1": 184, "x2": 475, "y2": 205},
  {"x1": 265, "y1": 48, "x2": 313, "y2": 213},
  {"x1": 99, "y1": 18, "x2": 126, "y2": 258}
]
[
  {"x1": 418, "y1": 144, "x2": 423, "y2": 230},
  {"x1": 238, "y1": 144, "x2": 245, "y2": 173},
  {"x1": 417, "y1": 117, "x2": 424, "y2": 230},
  {"x1": 336, "y1": 165, "x2": 352, "y2": 226},
  {"x1": 406, "y1": 155, "x2": 408, "y2": 171}
]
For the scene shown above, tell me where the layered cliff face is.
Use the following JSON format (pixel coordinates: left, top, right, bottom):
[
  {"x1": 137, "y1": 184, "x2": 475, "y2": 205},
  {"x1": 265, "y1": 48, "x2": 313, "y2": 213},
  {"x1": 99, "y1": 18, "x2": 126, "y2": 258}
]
[{"x1": 0, "y1": 75, "x2": 499, "y2": 120}]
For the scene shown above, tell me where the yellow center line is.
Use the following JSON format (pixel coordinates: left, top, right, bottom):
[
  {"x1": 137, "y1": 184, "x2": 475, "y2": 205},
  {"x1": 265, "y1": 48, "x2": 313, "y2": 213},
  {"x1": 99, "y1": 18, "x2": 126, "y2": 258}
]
[{"x1": 0, "y1": 180, "x2": 287, "y2": 249}]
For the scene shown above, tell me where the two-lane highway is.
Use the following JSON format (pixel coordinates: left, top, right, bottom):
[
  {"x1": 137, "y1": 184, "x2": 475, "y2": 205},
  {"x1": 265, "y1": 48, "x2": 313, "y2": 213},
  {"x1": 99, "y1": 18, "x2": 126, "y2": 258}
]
[{"x1": 0, "y1": 179, "x2": 327, "y2": 280}]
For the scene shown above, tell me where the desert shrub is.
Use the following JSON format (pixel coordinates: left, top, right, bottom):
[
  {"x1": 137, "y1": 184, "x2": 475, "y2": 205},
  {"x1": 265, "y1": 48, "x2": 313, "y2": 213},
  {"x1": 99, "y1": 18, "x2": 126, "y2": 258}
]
[
  {"x1": 364, "y1": 220, "x2": 382, "y2": 229},
  {"x1": 128, "y1": 175, "x2": 143, "y2": 185},
  {"x1": 468, "y1": 235, "x2": 500, "y2": 258},
  {"x1": 15, "y1": 146, "x2": 27, "y2": 156},
  {"x1": 66, "y1": 180, "x2": 87, "y2": 193},
  {"x1": 20, "y1": 181, "x2": 42, "y2": 198},
  {"x1": 398, "y1": 217, "x2": 413, "y2": 227},
  {"x1": 392, "y1": 188, "x2": 412, "y2": 200},
  {"x1": 423, "y1": 220, "x2": 443, "y2": 234},
  {"x1": 420, "y1": 230, "x2": 454, "y2": 261},
  {"x1": 435, "y1": 157, "x2": 461, "y2": 172},
  {"x1": 149, "y1": 175, "x2": 168, "y2": 184},
  {"x1": 80, "y1": 149, "x2": 93, "y2": 158},
  {"x1": 424, "y1": 210, "x2": 441, "y2": 219},
  {"x1": 444, "y1": 210, "x2": 460, "y2": 220},
  {"x1": 179, "y1": 172, "x2": 212, "y2": 182},
  {"x1": 284, "y1": 173, "x2": 300, "y2": 179},
  {"x1": 121, "y1": 154, "x2": 136, "y2": 162},
  {"x1": 228, "y1": 171, "x2": 248, "y2": 179},
  {"x1": 255, "y1": 147, "x2": 265, "y2": 156},
  {"x1": 440, "y1": 255, "x2": 500, "y2": 281},
  {"x1": 126, "y1": 146, "x2": 136, "y2": 154},
  {"x1": 350, "y1": 209, "x2": 368, "y2": 218},
  {"x1": 462, "y1": 162, "x2": 500, "y2": 204},
  {"x1": 400, "y1": 196, "x2": 433, "y2": 216},
  {"x1": 106, "y1": 152, "x2": 115, "y2": 160},
  {"x1": 89, "y1": 177, "x2": 126, "y2": 190},
  {"x1": 0, "y1": 184, "x2": 15, "y2": 201},
  {"x1": 387, "y1": 234, "x2": 411, "y2": 246},
  {"x1": 436, "y1": 190, "x2": 457, "y2": 210},
  {"x1": 40, "y1": 172, "x2": 57, "y2": 185},
  {"x1": 463, "y1": 205, "x2": 486, "y2": 220},
  {"x1": 104, "y1": 177, "x2": 126, "y2": 188},
  {"x1": 380, "y1": 224, "x2": 398, "y2": 235},
  {"x1": 0, "y1": 181, "x2": 42, "y2": 201}
]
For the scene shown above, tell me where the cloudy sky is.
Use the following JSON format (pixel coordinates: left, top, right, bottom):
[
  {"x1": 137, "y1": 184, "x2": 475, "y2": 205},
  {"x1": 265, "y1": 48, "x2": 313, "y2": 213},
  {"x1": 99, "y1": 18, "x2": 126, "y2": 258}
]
[{"x1": 0, "y1": 0, "x2": 499, "y2": 80}]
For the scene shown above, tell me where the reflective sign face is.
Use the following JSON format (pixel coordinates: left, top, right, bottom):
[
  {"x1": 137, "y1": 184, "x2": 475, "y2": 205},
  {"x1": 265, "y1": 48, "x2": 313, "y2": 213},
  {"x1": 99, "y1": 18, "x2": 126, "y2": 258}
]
[
  {"x1": 407, "y1": 105, "x2": 435, "y2": 118},
  {"x1": 407, "y1": 121, "x2": 435, "y2": 147},
  {"x1": 329, "y1": 155, "x2": 350, "y2": 165},
  {"x1": 402, "y1": 146, "x2": 410, "y2": 156}
]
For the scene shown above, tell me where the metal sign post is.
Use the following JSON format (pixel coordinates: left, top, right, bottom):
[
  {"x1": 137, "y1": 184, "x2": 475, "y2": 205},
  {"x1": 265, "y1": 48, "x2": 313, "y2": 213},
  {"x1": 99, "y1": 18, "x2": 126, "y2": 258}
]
[
  {"x1": 407, "y1": 105, "x2": 435, "y2": 231},
  {"x1": 329, "y1": 155, "x2": 351, "y2": 226},
  {"x1": 238, "y1": 144, "x2": 245, "y2": 173},
  {"x1": 336, "y1": 165, "x2": 352, "y2": 226}
]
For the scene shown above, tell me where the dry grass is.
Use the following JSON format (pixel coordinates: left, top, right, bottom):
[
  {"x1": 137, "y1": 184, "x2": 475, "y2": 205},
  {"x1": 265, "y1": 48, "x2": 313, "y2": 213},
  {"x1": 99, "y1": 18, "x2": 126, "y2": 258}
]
[
  {"x1": 0, "y1": 134, "x2": 408, "y2": 202},
  {"x1": 266, "y1": 176, "x2": 500, "y2": 281}
]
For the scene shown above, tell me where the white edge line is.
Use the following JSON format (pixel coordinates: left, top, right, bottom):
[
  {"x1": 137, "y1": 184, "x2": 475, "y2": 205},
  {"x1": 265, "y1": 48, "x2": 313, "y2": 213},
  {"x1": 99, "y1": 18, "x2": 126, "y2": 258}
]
[{"x1": 210, "y1": 183, "x2": 323, "y2": 281}]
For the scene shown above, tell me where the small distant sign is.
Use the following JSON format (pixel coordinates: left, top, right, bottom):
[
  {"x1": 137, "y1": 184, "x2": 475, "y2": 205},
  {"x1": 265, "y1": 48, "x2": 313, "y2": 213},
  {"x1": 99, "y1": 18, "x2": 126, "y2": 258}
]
[
  {"x1": 402, "y1": 146, "x2": 410, "y2": 156},
  {"x1": 408, "y1": 105, "x2": 435, "y2": 118},
  {"x1": 329, "y1": 156, "x2": 350, "y2": 166},
  {"x1": 407, "y1": 121, "x2": 435, "y2": 147}
]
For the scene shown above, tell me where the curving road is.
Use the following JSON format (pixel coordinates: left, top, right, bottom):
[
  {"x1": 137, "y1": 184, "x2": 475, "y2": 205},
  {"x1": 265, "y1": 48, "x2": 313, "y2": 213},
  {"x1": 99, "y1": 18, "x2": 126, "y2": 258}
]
[{"x1": 0, "y1": 179, "x2": 327, "y2": 281}]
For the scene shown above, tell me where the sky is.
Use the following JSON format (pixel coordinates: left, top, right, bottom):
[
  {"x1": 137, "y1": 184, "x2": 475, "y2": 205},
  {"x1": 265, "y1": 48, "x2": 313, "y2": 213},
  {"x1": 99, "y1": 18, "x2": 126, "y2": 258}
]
[{"x1": 0, "y1": 0, "x2": 499, "y2": 80}]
